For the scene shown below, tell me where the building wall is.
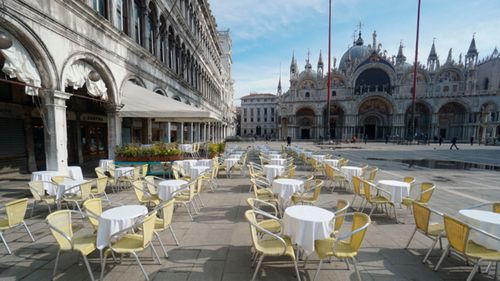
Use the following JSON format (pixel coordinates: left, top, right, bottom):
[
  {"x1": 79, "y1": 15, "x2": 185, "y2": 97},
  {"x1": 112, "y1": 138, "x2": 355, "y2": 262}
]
[{"x1": 240, "y1": 94, "x2": 277, "y2": 138}]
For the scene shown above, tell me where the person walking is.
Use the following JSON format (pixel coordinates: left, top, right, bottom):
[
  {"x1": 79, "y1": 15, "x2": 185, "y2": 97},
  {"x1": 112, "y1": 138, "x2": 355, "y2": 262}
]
[
  {"x1": 364, "y1": 134, "x2": 368, "y2": 144},
  {"x1": 438, "y1": 136, "x2": 443, "y2": 146},
  {"x1": 450, "y1": 136, "x2": 459, "y2": 150},
  {"x1": 286, "y1": 136, "x2": 291, "y2": 147},
  {"x1": 470, "y1": 136, "x2": 474, "y2": 146}
]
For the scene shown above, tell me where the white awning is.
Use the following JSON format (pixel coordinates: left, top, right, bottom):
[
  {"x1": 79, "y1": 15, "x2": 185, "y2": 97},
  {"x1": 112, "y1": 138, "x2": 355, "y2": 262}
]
[{"x1": 119, "y1": 81, "x2": 220, "y2": 122}]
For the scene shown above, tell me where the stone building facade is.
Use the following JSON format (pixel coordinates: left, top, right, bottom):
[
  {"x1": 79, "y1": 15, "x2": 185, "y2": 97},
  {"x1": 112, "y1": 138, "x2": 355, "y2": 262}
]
[
  {"x1": 278, "y1": 31, "x2": 500, "y2": 143},
  {"x1": 0, "y1": 0, "x2": 234, "y2": 174},
  {"x1": 240, "y1": 93, "x2": 277, "y2": 138}
]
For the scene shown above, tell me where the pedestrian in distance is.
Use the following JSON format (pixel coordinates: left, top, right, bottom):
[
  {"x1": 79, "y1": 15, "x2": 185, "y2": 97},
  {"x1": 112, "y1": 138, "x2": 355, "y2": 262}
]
[
  {"x1": 439, "y1": 136, "x2": 443, "y2": 146},
  {"x1": 470, "y1": 136, "x2": 474, "y2": 146},
  {"x1": 450, "y1": 136, "x2": 459, "y2": 150},
  {"x1": 385, "y1": 134, "x2": 389, "y2": 144},
  {"x1": 364, "y1": 134, "x2": 368, "y2": 144},
  {"x1": 286, "y1": 136, "x2": 291, "y2": 147}
]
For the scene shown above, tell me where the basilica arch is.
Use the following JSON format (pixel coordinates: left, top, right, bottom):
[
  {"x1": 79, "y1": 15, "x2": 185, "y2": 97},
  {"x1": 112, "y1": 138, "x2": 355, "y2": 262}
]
[
  {"x1": 357, "y1": 97, "x2": 393, "y2": 139},
  {"x1": 437, "y1": 102, "x2": 468, "y2": 139},
  {"x1": 405, "y1": 101, "x2": 432, "y2": 138},
  {"x1": 296, "y1": 107, "x2": 315, "y2": 139},
  {"x1": 322, "y1": 104, "x2": 345, "y2": 139}
]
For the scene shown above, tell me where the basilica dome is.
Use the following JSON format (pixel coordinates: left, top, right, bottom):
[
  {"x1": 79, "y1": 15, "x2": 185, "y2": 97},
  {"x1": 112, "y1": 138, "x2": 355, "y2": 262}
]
[{"x1": 339, "y1": 44, "x2": 371, "y2": 71}]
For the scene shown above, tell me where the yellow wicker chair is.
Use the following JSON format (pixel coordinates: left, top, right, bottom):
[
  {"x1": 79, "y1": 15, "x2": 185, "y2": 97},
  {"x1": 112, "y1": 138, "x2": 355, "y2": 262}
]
[
  {"x1": 351, "y1": 176, "x2": 365, "y2": 210},
  {"x1": 291, "y1": 179, "x2": 324, "y2": 205},
  {"x1": 51, "y1": 175, "x2": 73, "y2": 185},
  {"x1": 332, "y1": 199, "x2": 350, "y2": 236},
  {"x1": 365, "y1": 167, "x2": 379, "y2": 182},
  {"x1": 434, "y1": 215, "x2": 500, "y2": 281},
  {"x1": 401, "y1": 182, "x2": 436, "y2": 214},
  {"x1": 313, "y1": 212, "x2": 371, "y2": 281},
  {"x1": 246, "y1": 198, "x2": 282, "y2": 234},
  {"x1": 101, "y1": 212, "x2": 161, "y2": 281},
  {"x1": 250, "y1": 178, "x2": 278, "y2": 205},
  {"x1": 90, "y1": 176, "x2": 109, "y2": 200},
  {"x1": 332, "y1": 167, "x2": 349, "y2": 190},
  {"x1": 0, "y1": 198, "x2": 35, "y2": 254},
  {"x1": 132, "y1": 180, "x2": 160, "y2": 208},
  {"x1": 140, "y1": 164, "x2": 149, "y2": 178},
  {"x1": 152, "y1": 199, "x2": 179, "y2": 258},
  {"x1": 173, "y1": 179, "x2": 198, "y2": 221},
  {"x1": 360, "y1": 180, "x2": 396, "y2": 220},
  {"x1": 28, "y1": 181, "x2": 57, "y2": 216},
  {"x1": 62, "y1": 180, "x2": 93, "y2": 213},
  {"x1": 311, "y1": 158, "x2": 325, "y2": 176},
  {"x1": 405, "y1": 202, "x2": 446, "y2": 263},
  {"x1": 82, "y1": 198, "x2": 102, "y2": 231},
  {"x1": 47, "y1": 210, "x2": 97, "y2": 280},
  {"x1": 245, "y1": 210, "x2": 302, "y2": 281}
]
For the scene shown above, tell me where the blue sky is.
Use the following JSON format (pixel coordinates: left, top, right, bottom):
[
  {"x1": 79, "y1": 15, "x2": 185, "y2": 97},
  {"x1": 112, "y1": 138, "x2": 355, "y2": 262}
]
[{"x1": 210, "y1": 0, "x2": 500, "y2": 105}]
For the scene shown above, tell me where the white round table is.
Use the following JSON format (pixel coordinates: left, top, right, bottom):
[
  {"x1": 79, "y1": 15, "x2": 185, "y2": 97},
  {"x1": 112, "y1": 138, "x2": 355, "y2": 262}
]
[
  {"x1": 224, "y1": 158, "x2": 240, "y2": 170},
  {"x1": 68, "y1": 166, "x2": 84, "y2": 180},
  {"x1": 340, "y1": 166, "x2": 363, "y2": 183},
  {"x1": 99, "y1": 159, "x2": 114, "y2": 171},
  {"x1": 96, "y1": 205, "x2": 148, "y2": 249},
  {"x1": 229, "y1": 153, "x2": 243, "y2": 159},
  {"x1": 179, "y1": 144, "x2": 193, "y2": 152},
  {"x1": 270, "y1": 159, "x2": 286, "y2": 166},
  {"x1": 57, "y1": 179, "x2": 87, "y2": 200},
  {"x1": 197, "y1": 159, "x2": 212, "y2": 168},
  {"x1": 268, "y1": 154, "x2": 282, "y2": 159},
  {"x1": 312, "y1": 155, "x2": 326, "y2": 163},
  {"x1": 272, "y1": 178, "x2": 304, "y2": 207},
  {"x1": 378, "y1": 180, "x2": 411, "y2": 204},
  {"x1": 158, "y1": 180, "x2": 188, "y2": 201},
  {"x1": 283, "y1": 205, "x2": 334, "y2": 255},
  {"x1": 324, "y1": 159, "x2": 340, "y2": 168},
  {"x1": 264, "y1": 165, "x2": 285, "y2": 182},
  {"x1": 31, "y1": 171, "x2": 60, "y2": 194},
  {"x1": 459, "y1": 209, "x2": 500, "y2": 251},
  {"x1": 190, "y1": 165, "x2": 209, "y2": 179},
  {"x1": 115, "y1": 167, "x2": 134, "y2": 179},
  {"x1": 182, "y1": 160, "x2": 199, "y2": 174}
]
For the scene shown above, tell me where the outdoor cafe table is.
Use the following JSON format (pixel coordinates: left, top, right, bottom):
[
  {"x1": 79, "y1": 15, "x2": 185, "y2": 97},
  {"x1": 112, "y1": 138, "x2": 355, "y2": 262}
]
[
  {"x1": 197, "y1": 159, "x2": 212, "y2": 168},
  {"x1": 268, "y1": 154, "x2": 282, "y2": 159},
  {"x1": 272, "y1": 178, "x2": 304, "y2": 207},
  {"x1": 377, "y1": 180, "x2": 411, "y2": 204},
  {"x1": 31, "y1": 170, "x2": 60, "y2": 193},
  {"x1": 340, "y1": 166, "x2": 363, "y2": 183},
  {"x1": 270, "y1": 158, "x2": 286, "y2": 166},
  {"x1": 229, "y1": 153, "x2": 243, "y2": 159},
  {"x1": 312, "y1": 155, "x2": 326, "y2": 163},
  {"x1": 158, "y1": 180, "x2": 188, "y2": 201},
  {"x1": 324, "y1": 159, "x2": 340, "y2": 168},
  {"x1": 56, "y1": 179, "x2": 87, "y2": 200},
  {"x1": 190, "y1": 165, "x2": 209, "y2": 179},
  {"x1": 179, "y1": 144, "x2": 193, "y2": 152},
  {"x1": 96, "y1": 205, "x2": 148, "y2": 249},
  {"x1": 99, "y1": 159, "x2": 114, "y2": 171},
  {"x1": 283, "y1": 205, "x2": 334, "y2": 255},
  {"x1": 68, "y1": 166, "x2": 84, "y2": 180},
  {"x1": 264, "y1": 164, "x2": 285, "y2": 182},
  {"x1": 115, "y1": 167, "x2": 134, "y2": 180},
  {"x1": 459, "y1": 209, "x2": 500, "y2": 251},
  {"x1": 224, "y1": 158, "x2": 240, "y2": 170}
]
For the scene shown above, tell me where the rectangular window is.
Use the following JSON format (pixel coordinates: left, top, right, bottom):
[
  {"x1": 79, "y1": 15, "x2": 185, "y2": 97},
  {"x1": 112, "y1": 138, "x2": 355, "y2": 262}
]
[
  {"x1": 257, "y1": 118, "x2": 260, "y2": 122},
  {"x1": 133, "y1": 1, "x2": 142, "y2": 45},
  {"x1": 271, "y1": 108, "x2": 274, "y2": 115},
  {"x1": 264, "y1": 118, "x2": 267, "y2": 122},
  {"x1": 250, "y1": 108, "x2": 254, "y2": 116},
  {"x1": 116, "y1": 0, "x2": 123, "y2": 30},
  {"x1": 264, "y1": 108, "x2": 267, "y2": 115},
  {"x1": 93, "y1": 0, "x2": 108, "y2": 19},
  {"x1": 243, "y1": 108, "x2": 247, "y2": 116},
  {"x1": 243, "y1": 118, "x2": 247, "y2": 122},
  {"x1": 251, "y1": 118, "x2": 253, "y2": 122},
  {"x1": 257, "y1": 108, "x2": 261, "y2": 115},
  {"x1": 243, "y1": 129, "x2": 247, "y2": 134},
  {"x1": 271, "y1": 118, "x2": 274, "y2": 122}
]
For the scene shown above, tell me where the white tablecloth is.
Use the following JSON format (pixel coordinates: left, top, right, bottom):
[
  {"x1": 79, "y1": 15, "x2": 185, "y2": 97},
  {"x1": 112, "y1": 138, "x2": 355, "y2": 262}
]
[
  {"x1": 158, "y1": 180, "x2": 188, "y2": 201},
  {"x1": 324, "y1": 159, "x2": 340, "y2": 168},
  {"x1": 378, "y1": 180, "x2": 411, "y2": 204},
  {"x1": 224, "y1": 158, "x2": 240, "y2": 170},
  {"x1": 96, "y1": 205, "x2": 148, "y2": 249},
  {"x1": 197, "y1": 159, "x2": 212, "y2": 168},
  {"x1": 459, "y1": 210, "x2": 500, "y2": 251},
  {"x1": 264, "y1": 165, "x2": 285, "y2": 182},
  {"x1": 312, "y1": 155, "x2": 326, "y2": 163},
  {"x1": 283, "y1": 205, "x2": 334, "y2": 255},
  {"x1": 270, "y1": 159, "x2": 286, "y2": 166},
  {"x1": 179, "y1": 144, "x2": 193, "y2": 152},
  {"x1": 268, "y1": 154, "x2": 282, "y2": 159},
  {"x1": 115, "y1": 167, "x2": 134, "y2": 179},
  {"x1": 340, "y1": 166, "x2": 363, "y2": 183},
  {"x1": 182, "y1": 160, "x2": 198, "y2": 174},
  {"x1": 31, "y1": 171, "x2": 60, "y2": 194},
  {"x1": 190, "y1": 166, "x2": 209, "y2": 179},
  {"x1": 68, "y1": 166, "x2": 84, "y2": 180},
  {"x1": 229, "y1": 153, "x2": 243, "y2": 159},
  {"x1": 272, "y1": 178, "x2": 304, "y2": 207},
  {"x1": 99, "y1": 159, "x2": 114, "y2": 171},
  {"x1": 57, "y1": 179, "x2": 87, "y2": 200}
]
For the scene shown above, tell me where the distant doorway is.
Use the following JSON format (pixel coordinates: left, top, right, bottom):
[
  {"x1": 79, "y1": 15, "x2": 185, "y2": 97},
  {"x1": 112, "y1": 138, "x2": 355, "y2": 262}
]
[
  {"x1": 364, "y1": 124, "x2": 376, "y2": 139},
  {"x1": 256, "y1": 126, "x2": 262, "y2": 136},
  {"x1": 301, "y1": 129, "x2": 310, "y2": 139}
]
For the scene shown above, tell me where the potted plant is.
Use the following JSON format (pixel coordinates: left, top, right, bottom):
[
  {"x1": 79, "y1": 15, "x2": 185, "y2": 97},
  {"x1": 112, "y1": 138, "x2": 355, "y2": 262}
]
[{"x1": 115, "y1": 143, "x2": 182, "y2": 162}]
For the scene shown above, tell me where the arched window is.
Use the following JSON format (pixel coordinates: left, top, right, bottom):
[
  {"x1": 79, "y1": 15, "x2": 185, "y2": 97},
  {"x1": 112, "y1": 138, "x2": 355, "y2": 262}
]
[
  {"x1": 483, "y1": 78, "x2": 490, "y2": 90},
  {"x1": 173, "y1": 96, "x2": 181, "y2": 102},
  {"x1": 168, "y1": 27, "x2": 175, "y2": 69},
  {"x1": 133, "y1": 0, "x2": 143, "y2": 46},
  {"x1": 159, "y1": 16, "x2": 167, "y2": 63},
  {"x1": 92, "y1": 0, "x2": 109, "y2": 19},
  {"x1": 305, "y1": 92, "x2": 310, "y2": 98}
]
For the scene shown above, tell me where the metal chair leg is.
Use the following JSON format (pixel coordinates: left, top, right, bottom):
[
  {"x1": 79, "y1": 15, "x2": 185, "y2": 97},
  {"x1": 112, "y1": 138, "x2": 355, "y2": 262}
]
[
  {"x1": 82, "y1": 255, "x2": 96, "y2": 281},
  {"x1": 52, "y1": 249, "x2": 61, "y2": 279},
  {"x1": 150, "y1": 244, "x2": 162, "y2": 264},
  {"x1": 293, "y1": 258, "x2": 302, "y2": 281},
  {"x1": 434, "y1": 245, "x2": 450, "y2": 271},
  {"x1": 312, "y1": 259, "x2": 323, "y2": 281},
  {"x1": 0, "y1": 231, "x2": 11, "y2": 254},
  {"x1": 23, "y1": 221, "x2": 35, "y2": 242},
  {"x1": 169, "y1": 225, "x2": 180, "y2": 246},
  {"x1": 251, "y1": 255, "x2": 265, "y2": 281},
  {"x1": 405, "y1": 228, "x2": 417, "y2": 249},
  {"x1": 154, "y1": 232, "x2": 168, "y2": 258},
  {"x1": 423, "y1": 237, "x2": 439, "y2": 263},
  {"x1": 466, "y1": 262, "x2": 481, "y2": 281},
  {"x1": 132, "y1": 252, "x2": 149, "y2": 281},
  {"x1": 352, "y1": 257, "x2": 362, "y2": 281}
]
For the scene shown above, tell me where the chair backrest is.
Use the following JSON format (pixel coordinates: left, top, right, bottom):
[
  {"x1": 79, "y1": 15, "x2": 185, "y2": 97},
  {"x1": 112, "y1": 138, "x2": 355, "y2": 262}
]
[
  {"x1": 348, "y1": 212, "x2": 371, "y2": 251},
  {"x1": 493, "y1": 202, "x2": 500, "y2": 213},
  {"x1": 287, "y1": 165, "x2": 296, "y2": 177},
  {"x1": 172, "y1": 166, "x2": 181, "y2": 180},
  {"x1": 412, "y1": 201, "x2": 431, "y2": 234},
  {"x1": 244, "y1": 210, "x2": 285, "y2": 255},
  {"x1": 82, "y1": 198, "x2": 102, "y2": 230},
  {"x1": 95, "y1": 167, "x2": 107, "y2": 178},
  {"x1": 52, "y1": 176, "x2": 69, "y2": 185},
  {"x1": 186, "y1": 180, "x2": 196, "y2": 200},
  {"x1": 324, "y1": 164, "x2": 334, "y2": 180},
  {"x1": 419, "y1": 182, "x2": 436, "y2": 203},
  {"x1": 352, "y1": 176, "x2": 362, "y2": 195},
  {"x1": 46, "y1": 210, "x2": 73, "y2": 250},
  {"x1": 144, "y1": 176, "x2": 157, "y2": 195},
  {"x1": 28, "y1": 181, "x2": 44, "y2": 200},
  {"x1": 95, "y1": 176, "x2": 108, "y2": 193},
  {"x1": 368, "y1": 167, "x2": 378, "y2": 181},
  {"x1": 311, "y1": 179, "x2": 324, "y2": 200},
  {"x1": 158, "y1": 199, "x2": 175, "y2": 229},
  {"x1": 246, "y1": 198, "x2": 279, "y2": 218},
  {"x1": 334, "y1": 199, "x2": 349, "y2": 231},
  {"x1": 5, "y1": 198, "x2": 28, "y2": 226},
  {"x1": 133, "y1": 180, "x2": 146, "y2": 202},
  {"x1": 403, "y1": 176, "x2": 416, "y2": 189},
  {"x1": 79, "y1": 181, "x2": 93, "y2": 200},
  {"x1": 141, "y1": 164, "x2": 149, "y2": 177},
  {"x1": 362, "y1": 179, "x2": 374, "y2": 201},
  {"x1": 133, "y1": 166, "x2": 141, "y2": 180},
  {"x1": 360, "y1": 165, "x2": 369, "y2": 177},
  {"x1": 443, "y1": 215, "x2": 469, "y2": 254},
  {"x1": 141, "y1": 211, "x2": 157, "y2": 248}
]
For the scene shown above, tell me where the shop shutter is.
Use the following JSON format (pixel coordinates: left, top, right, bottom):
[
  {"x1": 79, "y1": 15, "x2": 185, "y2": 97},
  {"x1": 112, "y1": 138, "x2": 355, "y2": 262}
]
[{"x1": 0, "y1": 118, "x2": 27, "y2": 173}]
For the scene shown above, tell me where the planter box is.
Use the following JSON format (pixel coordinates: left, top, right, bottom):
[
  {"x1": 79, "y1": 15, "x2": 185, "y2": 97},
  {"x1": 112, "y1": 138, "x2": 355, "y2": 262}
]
[{"x1": 115, "y1": 155, "x2": 182, "y2": 162}]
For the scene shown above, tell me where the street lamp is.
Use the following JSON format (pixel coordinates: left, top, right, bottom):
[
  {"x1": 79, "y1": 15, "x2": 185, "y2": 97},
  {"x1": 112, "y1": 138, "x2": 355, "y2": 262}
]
[{"x1": 0, "y1": 31, "x2": 12, "y2": 50}]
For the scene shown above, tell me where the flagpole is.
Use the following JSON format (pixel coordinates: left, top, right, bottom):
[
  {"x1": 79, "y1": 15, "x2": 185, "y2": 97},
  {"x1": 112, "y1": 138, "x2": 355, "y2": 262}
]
[
  {"x1": 326, "y1": 0, "x2": 332, "y2": 141},
  {"x1": 410, "y1": 0, "x2": 421, "y2": 143}
]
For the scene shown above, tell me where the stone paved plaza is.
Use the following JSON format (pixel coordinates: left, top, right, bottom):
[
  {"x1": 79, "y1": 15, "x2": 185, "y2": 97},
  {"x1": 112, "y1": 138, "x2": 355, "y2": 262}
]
[{"x1": 1, "y1": 142, "x2": 500, "y2": 280}]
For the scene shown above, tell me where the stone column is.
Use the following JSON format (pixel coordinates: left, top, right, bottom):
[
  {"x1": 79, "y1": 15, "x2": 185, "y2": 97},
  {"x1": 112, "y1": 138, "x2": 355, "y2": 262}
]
[
  {"x1": 197, "y1": 123, "x2": 201, "y2": 142},
  {"x1": 179, "y1": 122, "x2": 184, "y2": 144},
  {"x1": 208, "y1": 122, "x2": 211, "y2": 142},
  {"x1": 190, "y1": 122, "x2": 194, "y2": 143},
  {"x1": 167, "y1": 122, "x2": 171, "y2": 143},
  {"x1": 43, "y1": 90, "x2": 71, "y2": 172},
  {"x1": 107, "y1": 106, "x2": 122, "y2": 159},
  {"x1": 147, "y1": 118, "x2": 153, "y2": 143}
]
